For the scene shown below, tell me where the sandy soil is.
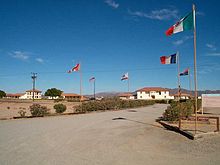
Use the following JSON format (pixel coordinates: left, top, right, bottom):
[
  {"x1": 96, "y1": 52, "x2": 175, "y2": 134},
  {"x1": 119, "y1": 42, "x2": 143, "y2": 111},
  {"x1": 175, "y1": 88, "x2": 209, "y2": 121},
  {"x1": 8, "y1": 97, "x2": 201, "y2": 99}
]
[
  {"x1": 0, "y1": 104, "x2": 220, "y2": 165},
  {"x1": 0, "y1": 99, "x2": 80, "y2": 118}
]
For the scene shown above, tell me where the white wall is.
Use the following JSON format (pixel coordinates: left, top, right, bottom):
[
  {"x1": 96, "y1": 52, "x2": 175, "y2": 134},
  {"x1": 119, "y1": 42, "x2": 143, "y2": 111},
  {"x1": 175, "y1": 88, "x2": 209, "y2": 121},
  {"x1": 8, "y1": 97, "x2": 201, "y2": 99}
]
[{"x1": 137, "y1": 91, "x2": 173, "y2": 100}]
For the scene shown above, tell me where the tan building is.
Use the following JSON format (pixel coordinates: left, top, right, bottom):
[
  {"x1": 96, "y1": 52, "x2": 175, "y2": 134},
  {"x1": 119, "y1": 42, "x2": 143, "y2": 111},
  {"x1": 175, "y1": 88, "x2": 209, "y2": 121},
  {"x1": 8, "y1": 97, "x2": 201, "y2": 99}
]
[
  {"x1": 61, "y1": 93, "x2": 82, "y2": 100},
  {"x1": 118, "y1": 93, "x2": 135, "y2": 100}
]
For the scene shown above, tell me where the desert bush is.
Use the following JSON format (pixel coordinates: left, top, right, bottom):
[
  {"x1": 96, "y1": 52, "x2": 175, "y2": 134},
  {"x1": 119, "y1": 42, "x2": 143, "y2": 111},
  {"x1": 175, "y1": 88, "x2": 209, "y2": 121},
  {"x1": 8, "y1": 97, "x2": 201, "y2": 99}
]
[
  {"x1": 7, "y1": 106, "x2": 10, "y2": 110},
  {"x1": 54, "y1": 104, "x2": 67, "y2": 113},
  {"x1": 162, "y1": 99, "x2": 201, "y2": 121},
  {"x1": 74, "y1": 99, "x2": 155, "y2": 113},
  {"x1": 30, "y1": 104, "x2": 49, "y2": 117},
  {"x1": 18, "y1": 110, "x2": 26, "y2": 117}
]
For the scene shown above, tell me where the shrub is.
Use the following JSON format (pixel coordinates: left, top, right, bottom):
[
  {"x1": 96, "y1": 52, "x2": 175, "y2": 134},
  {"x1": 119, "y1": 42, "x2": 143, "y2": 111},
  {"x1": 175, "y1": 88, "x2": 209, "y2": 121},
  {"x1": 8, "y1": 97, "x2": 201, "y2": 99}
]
[
  {"x1": 74, "y1": 99, "x2": 155, "y2": 113},
  {"x1": 162, "y1": 99, "x2": 200, "y2": 121},
  {"x1": 54, "y1": 104, "x2": 67, "y2": 113},
  {"x1": 18, "y1": 110, "x2": 26, "y2": 117},
  {"x1": 30, "y1": 104, "x2": 49, "y2": 117}
]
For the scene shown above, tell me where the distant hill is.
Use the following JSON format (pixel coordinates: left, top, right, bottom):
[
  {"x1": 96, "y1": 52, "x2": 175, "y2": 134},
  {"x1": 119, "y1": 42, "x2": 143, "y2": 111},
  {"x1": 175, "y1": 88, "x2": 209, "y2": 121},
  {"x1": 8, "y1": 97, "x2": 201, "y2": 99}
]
[
  {"x1": 169, "y1": 88, "x2": 220, "y2": 96},
  {"x1": 86, "y1": 89, "x2": 220, "y2": 98},
  {"x1": 85, "y1": 92, "x2": 121, "y2": 98}
]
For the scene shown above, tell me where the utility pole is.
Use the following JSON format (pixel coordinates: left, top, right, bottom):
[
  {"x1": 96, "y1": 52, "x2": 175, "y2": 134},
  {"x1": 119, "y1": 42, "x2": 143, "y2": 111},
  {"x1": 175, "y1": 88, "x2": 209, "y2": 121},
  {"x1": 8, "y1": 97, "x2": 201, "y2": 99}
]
[{"x1": 31, "y1": 73, "x2": 37, "y2": 102}]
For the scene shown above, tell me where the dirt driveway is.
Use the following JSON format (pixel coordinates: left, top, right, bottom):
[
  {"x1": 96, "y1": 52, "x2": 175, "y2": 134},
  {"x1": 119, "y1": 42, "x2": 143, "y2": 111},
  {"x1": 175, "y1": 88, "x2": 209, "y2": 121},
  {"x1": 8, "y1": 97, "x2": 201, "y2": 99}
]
[{"x1": 0, "y1": 104, "x2": 220, "y2": 165}]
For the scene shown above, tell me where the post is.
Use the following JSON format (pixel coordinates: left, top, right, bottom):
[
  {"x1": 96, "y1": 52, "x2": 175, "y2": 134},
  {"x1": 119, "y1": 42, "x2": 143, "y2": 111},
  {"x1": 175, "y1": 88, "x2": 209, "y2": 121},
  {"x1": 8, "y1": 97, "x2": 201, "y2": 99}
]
[
  {"x1": 177, "y1": 52, "x2": 181, "y2": 129},
  {"x1": 188, "y1": 68, "x2": 193, "y2": 98},
  {"x1": 94, "y1": 79, "x2": 96, "y2": 99},
  {"x1": 193, "y1": 4, "x2": 198, "y2": 134},
  {"x1": 31, "y1": 73, "x2": 37, "y2": 102},
  {"x1": 128, "y1": 78, "x2": 130, "y2": 93},
  {"x1": 80, "y1": 63, "x2": 82, "y2": 102}
]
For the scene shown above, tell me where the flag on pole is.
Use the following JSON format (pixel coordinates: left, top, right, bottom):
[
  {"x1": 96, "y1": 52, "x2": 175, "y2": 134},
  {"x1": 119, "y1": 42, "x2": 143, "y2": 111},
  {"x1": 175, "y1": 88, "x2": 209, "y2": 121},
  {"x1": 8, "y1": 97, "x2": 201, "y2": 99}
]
[
  {"x1": 180, "y1": 68, "x2": 189, "y2": 76},
  {"x1": 89, "y1": 77, "x2": 95, "y2": 82},
  {"x1": 165, "y1": 11, "x2": 195, "y2": 36},
  {"x1": 67, "y1": 63, "x2": 80, "y2": 73},
  {"x1": 160, "y1": 53, "x2": 177, "y2": 64},
  {"x1": 121, "y1": 72, "x2": 129, "y2": 81}
]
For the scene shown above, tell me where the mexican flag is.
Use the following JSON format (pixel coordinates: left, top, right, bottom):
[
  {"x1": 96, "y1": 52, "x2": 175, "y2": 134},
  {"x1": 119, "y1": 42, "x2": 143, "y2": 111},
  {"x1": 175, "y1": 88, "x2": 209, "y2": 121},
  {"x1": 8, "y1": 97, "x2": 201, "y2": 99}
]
[{"x1": 165, "y1": 10, "x2": 195, "y2": 36}]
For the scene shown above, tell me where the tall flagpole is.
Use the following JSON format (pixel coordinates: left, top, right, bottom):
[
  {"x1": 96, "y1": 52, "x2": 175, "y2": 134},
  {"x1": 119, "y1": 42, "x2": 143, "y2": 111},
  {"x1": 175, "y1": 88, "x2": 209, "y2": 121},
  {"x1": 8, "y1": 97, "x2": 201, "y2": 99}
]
[
  {"x1": 94, "y1": 79, "x2": 96, "y2": 99},
  {"x1": 193, "y1": 4, "x2": 198, "y2": 134},
  {"x1": 80, "y1": 62, "x2": 83, "y2": 102},
  {"x1": 177, "y1": 52, "x2": 181, "y2": 129},
  {"x1": 188, "y1": 68, "x2": 193, "y2": 98},
  {"x1": 177, "y1": 52, "x2": 181, "y2": 100},
  {"x1": 128, "y1": 78, "x2": 130, "y2": 93}
]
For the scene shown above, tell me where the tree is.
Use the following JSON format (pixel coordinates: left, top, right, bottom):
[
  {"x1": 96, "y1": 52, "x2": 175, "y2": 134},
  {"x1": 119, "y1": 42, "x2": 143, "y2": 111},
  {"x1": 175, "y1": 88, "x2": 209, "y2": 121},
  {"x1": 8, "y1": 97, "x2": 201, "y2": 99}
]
[
  {"x1": 45, "y1": 88, "x2": 63, "y2": 98},
  {"x1": 0, "y1": 90, "x2": 6, "y2": 98}
]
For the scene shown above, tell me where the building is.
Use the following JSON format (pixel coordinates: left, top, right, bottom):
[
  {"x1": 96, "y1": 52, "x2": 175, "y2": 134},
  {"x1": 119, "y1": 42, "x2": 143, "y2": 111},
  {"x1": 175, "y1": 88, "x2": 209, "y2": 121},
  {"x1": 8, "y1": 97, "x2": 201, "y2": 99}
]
[
  {"x1": 61, "y1": 93, "x2": 82, "y2": 100},
  {"x1": 136, "y1": 87, "x2": 173, "y2": 100},
  {"x1": 118, "y1": 93, "x2": 135, "y2": 100},
  {"x1": 6, "y1": 89, "x2": 42, "y2": 99},
  {"x1": 6, "y1": 93, "x2": 25, "y2": 99},
  {"x1": 171, "y1": 93, "x2": 191, "y2": 100}
]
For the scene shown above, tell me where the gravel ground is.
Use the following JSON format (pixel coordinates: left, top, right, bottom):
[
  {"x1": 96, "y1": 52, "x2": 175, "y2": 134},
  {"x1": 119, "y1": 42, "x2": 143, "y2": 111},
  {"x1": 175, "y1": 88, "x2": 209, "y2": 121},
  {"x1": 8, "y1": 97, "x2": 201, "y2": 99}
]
[
  {"x1": 0, "y1": 100, "x2": 80, "y2": 118},
  {"x1": 0, "y1": 104, "x2": 220, "y2": 165}
]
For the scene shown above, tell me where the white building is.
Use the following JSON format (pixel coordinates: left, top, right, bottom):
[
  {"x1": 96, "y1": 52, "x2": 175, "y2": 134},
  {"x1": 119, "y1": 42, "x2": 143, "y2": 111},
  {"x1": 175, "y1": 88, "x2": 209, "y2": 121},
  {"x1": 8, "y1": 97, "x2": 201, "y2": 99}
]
[
  {"x1": 136, "y1": 87, "x2": 173, "y2": 100},
  {"x1": 6, "y1": 89, "x2": 42, "y2": 99}
]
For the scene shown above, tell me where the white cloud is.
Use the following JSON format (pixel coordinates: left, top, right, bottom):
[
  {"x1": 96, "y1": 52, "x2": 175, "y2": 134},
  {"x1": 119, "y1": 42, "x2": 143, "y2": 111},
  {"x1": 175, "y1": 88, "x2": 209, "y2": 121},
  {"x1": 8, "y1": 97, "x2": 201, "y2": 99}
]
[
  {"x1": 105, "y1": 0, "x2": 119, "y2": 9},
  {"x1": 172, "y1": 36, "x2": 193, "y2": 46},
  {"x1": 206, "y1": 53, "x2": 220, "y2": 57},
  {"x1": 196, "y1": 11, "x2": 205, "y2": 16},
  {"x1": 128, "y1": 8, "x2": 178, "y2": 21},
  {"x1": 206, "y1": 43, "x2": 217, "y2": 51},
  {"x1": 10, "y1": 51, "x2": 29, "y2": 61},
  {"x1": 36, "y1": 58, "x2": 44, "y2": 63}
]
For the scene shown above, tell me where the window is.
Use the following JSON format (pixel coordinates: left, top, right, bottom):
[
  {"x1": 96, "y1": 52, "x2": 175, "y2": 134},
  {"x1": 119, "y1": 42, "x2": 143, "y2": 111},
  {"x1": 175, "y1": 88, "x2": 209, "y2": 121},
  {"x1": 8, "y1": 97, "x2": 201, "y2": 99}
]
[{"x1": 159, "y1": 91, "x2": 161, "y2": 95}]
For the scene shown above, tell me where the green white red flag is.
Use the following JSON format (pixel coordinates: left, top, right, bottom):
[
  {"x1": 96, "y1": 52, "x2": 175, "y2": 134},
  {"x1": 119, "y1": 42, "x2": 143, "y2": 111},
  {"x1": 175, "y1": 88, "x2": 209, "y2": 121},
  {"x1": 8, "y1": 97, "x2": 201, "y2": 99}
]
[{"x1": 165, "y1": 10, "x2": 195, "y2": 36}]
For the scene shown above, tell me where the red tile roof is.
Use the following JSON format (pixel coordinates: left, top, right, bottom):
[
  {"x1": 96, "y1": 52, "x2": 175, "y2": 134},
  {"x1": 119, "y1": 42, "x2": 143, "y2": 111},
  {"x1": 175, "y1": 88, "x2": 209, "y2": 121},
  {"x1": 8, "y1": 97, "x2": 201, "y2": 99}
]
[
  {"x1": 171, "y1": 93, "x2": 192, "y2": 97},
  {"x1": 136, "y1": 87, "x2": 169, "y2": 92},
  {"x1": 6, "y1": 93, "x2": 25, "y2": 97},
  {"x1": 61, "y1": 93, "x2": 81, "y2": 97},
  {"x1": 26, "y1": 89, "x2": 42, "y2": 92}
]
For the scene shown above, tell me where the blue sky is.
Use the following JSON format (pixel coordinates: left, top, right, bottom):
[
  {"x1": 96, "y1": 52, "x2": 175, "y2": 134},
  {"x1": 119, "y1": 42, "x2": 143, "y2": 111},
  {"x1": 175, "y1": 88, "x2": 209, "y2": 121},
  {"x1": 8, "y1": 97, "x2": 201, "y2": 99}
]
[{"x1": 1, "y1": 0, "x2": 220, "y2": 94}]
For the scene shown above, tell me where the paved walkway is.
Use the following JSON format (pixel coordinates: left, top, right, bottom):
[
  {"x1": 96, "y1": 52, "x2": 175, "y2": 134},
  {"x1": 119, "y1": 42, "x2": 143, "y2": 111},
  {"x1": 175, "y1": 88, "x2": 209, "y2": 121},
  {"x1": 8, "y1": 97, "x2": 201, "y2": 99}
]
[{"x1": 0, "y1": 104, "x2": 220, "y2": 165}]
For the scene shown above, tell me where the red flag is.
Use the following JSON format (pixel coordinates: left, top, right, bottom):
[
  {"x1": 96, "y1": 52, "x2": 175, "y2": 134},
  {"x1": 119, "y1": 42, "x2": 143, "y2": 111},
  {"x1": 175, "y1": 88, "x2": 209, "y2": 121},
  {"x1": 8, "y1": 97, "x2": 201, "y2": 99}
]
[{"x1": 72, "y1": 63, "x2": 80, "y2": 72}]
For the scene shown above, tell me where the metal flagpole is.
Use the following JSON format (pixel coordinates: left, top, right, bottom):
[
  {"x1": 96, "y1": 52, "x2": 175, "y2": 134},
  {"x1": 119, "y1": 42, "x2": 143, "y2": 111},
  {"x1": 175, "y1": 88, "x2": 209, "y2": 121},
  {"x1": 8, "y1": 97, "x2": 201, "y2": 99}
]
[
  {"x1": 188, "y1": 68, "x2": 193, "y2": 98},
  {"x1": 177, "y1": 52, "x2": 181, "y2": 129},
  {"x1": 94, "y1": 78, "x2": 96, "y2": 99},
  {"x1": 193, "y1": 4, "x2": 198, "y2": 134},
  {"x1": 128, "y1": 78, "x2": 130, "y2": 93},
  {"x1": 80, "y1": 62, "x2": 83, "y2": 102}
]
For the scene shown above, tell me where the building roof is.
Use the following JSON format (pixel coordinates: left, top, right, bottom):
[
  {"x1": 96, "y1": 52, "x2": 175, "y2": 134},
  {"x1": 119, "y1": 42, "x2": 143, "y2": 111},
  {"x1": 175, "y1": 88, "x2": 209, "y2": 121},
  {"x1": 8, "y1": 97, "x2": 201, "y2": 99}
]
[
  {"x1": 136, "y1": 87, "x2": 169, "y2": 92},
  {"x1": 118, "y1": 93, "x2": 133, "y2": 97},
  {"x1": 26, "y1": 89, "x2": 42, "y2": 92},
  {"x1": 6, "y1": 93, "x2": 25, "y2": 97},
  {"x1": 171, "y1": 93, "x2": 192, "y2": 97},
  {"x1": 61, "y1": 93, "x2": 81, "y2": 97}
]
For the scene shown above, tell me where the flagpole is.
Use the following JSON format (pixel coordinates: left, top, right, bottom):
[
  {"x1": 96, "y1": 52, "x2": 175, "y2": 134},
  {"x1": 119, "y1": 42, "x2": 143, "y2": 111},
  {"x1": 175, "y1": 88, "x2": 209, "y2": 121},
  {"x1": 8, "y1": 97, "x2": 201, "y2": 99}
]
[
  {"x1": 188, "y1": 68, "x2": 193, "y2": 98},
  {"x1": 193, "y1": 4, "x2": 198, "y2": 134},
  {"x1": 177, "y1": 52, "x2": 181, "y2": 129},
  {"x1": 128, "y1": 78, "x2": 130, "y2": 93},
  {"x1": 94, "y1": 79, "x2": 96, "y2": 99},
  {"x1": 80, "y1": 62, "x2": 83, "y2": 102}
]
